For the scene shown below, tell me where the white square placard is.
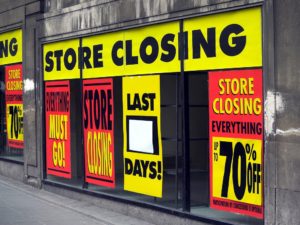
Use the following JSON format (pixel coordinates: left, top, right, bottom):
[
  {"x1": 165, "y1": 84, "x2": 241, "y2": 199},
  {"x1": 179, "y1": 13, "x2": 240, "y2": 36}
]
[{"x1": 128, "y1": 119, "x2": 154, "y2": 154}]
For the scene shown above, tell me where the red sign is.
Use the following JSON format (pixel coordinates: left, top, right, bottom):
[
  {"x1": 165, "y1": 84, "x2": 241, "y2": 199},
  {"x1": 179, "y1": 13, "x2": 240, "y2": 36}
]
[
  {"x1": 45, "y1": 81, "x2": 71, "y2": 178},
  {"x1": 83, "y1": 78, "x2": 115, "y2": 188},
  {"x1": 5, "y1": 64, "x2": 24, "y2": 149},
  {"x1": 209, "y1": 69, "x2": 263, "y2": 218}
]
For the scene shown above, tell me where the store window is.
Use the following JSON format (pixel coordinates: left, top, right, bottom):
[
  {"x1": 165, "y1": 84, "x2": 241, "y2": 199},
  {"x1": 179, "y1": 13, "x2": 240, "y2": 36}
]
[
  {"x1": 42, "y1": 6, "x2": 264, "y2": 225},
  {"x1": 44, "y1": 74, "x2": 183, "y2": 208},
  {"x1": 81, "y1": 74, "x2": 182, "y2": 209},
  {"x1": 45, "y1": 79, "x2": 83, "y2": 186},
  {"x1": 188, "y1": 71, "x2": 264, "y2": 225},
  {"x1": 0, "y1": 29, "x2": 24, "y2": 162}
]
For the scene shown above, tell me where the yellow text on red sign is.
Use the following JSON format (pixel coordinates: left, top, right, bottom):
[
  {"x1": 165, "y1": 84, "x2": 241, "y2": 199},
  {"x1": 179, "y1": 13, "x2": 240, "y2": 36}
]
[
  {"x1": 212, "y1": 77, "x2": 262, "y2": 116},
  {"x1": 48, "y1": 114, "x2": 68, "y2": 167}
]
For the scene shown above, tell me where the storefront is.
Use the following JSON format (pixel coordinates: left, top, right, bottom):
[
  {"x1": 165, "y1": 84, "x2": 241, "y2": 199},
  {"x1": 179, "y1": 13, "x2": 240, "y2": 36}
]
[
  {"x1": 0, "y1": 29, "x2": 24, "y2": 163},
  {"x1": 42, "y1": 6, "x2": 264, "y2": 224},
  {"x1": 2, "y1": 0, "x2": 300, "y2": 224}
]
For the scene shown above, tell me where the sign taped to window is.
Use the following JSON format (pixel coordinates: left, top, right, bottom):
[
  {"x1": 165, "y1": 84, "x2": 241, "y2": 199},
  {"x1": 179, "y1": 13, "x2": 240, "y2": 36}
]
[
  {"x1": 123, "y1": 75, "x2": 163, "y2": 198},
  {"x1": 83, "y1": 78, "x2": 115, "y2": 188},
  {"x1": 43, "y1": 7, "x2": 262, "y2": 79},
  {"x1": 5, "y1": 64, "x2": 24, "y2": 149},
  {"x1": 0, "y1": 29, "x2": 22, "y2": 65},
  {"x1": 209, "y1": 69, "x2": 263, "y2": 219},
  {"x1": 45, "y1": 81, "x2": 71, "y2": 178}
]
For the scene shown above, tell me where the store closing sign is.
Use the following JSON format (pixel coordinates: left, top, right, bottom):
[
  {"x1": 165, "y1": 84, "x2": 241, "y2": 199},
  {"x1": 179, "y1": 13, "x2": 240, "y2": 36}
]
[
  {"x1": 184, "y1": 7, "x2": 261, "y2": 71},
  {"x1": 123, "y1": 75, "x2": 163, "y2": 198},
  {"x1": 5, "y1": 64, "x2": 24, "y2": 148},
  {"x1": 43, "y1": 39, "x2": 80, "y2": 81},
  {"x1": 81, "y1": 21, "x2": 180, "y2": 78},
  {"x1": 45, "y1": 81, "x2": 71, "y2": 178},
  {"x1": 43, "y1": 7, "x2": 261, "y2": 80},
  {"x1": 209, "y1": 69, "x2": 263, "y2": 218},
  {"x1": 0, "y1": 29, "x2": 22, "y2": 65},
  {"x1": 83, "y1": 79, "x2": 115, "y2": 187}
]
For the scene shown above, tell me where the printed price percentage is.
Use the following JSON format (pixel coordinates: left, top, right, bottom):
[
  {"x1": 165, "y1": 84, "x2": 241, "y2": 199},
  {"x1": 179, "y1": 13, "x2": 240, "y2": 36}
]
[
  {"x1": 246, "y1": 143, "x2": 256, "y2": 160},
  {"x1": 219, "y1": 141, "x2": 261, "y2": 200},
  {"x1": 9, "y1": 105, "x2": 23, "y2": 139}
]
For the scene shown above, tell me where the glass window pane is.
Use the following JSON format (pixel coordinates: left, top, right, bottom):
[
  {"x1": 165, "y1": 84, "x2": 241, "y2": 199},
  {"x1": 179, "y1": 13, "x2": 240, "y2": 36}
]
[{"x1": 0, "y1": 64, "x2": 24, "y2": 162}]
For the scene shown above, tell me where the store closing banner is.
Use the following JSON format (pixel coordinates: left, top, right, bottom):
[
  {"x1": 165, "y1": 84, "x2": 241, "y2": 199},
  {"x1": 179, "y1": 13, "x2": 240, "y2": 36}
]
[
  {"x1": 43, "y1": 39, "x2": 80, "y2": 81},
  {"x1": 0, "y1": 29, "x2": 22, "y2": 66},
  {"x1": 5, "y1": 64, "x2": 24, "y2": 148},
  {"x1": 83, "y1": 78, "x2": 115, "y2": 188},
  {"x1": 43, "y1": 7, "x2": 261, "y2": 78},
  {"x1": 184, "y1": 7, "x2": 261, "y2": 71},
  {"x1": 123, "y1": 75, "x2": 163, "y2": 198},
  {"x1": 209, "y1": 69, "x2": 263, "y2": 218}
]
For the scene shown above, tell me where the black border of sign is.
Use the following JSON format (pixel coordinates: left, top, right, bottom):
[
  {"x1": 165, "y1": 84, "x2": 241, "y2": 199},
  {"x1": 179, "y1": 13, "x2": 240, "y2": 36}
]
[{"x1": 126, "y1": 115, "x2": 159, "y2": 155}]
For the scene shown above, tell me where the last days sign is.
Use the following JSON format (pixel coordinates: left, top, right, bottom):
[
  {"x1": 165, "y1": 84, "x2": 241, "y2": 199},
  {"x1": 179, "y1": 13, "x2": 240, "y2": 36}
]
[
  {"x1": 83, "y1": 78, "x2": 115, "y2": 188},
  {"x1": 123, "y1": 75, "x2": 163, "y2": 198},
  {"x1": 209, "y1": 69, "x2": 263, "y2": 218},
  {"x1": 45, "y1": 81, "x2": 71, "y2": 178}
]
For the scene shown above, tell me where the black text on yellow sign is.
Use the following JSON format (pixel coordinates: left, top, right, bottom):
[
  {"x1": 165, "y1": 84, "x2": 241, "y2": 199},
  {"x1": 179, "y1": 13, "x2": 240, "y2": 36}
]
[
  {"x1": 213, "y1": 137, "x2": 263, "y2": 202},
  {"x1": 183, "y1": 7, "x2": 261, "y2": 70},
  {"x1": 8, "y1": 105, "x2": 23, "y2": 139},
  {"x1": 0, "y1": 29, "x2": 22, "y2": 65},
  {"x1": 123, "y1": 75, "x2": 163, "y2": 198},
  {"x1": 6, "y1": 104, "x2": 24, "y2": 142},
  {"x1": 43, "y1": 7, "x2": 261, "y2": 80},
  {"x1": 212, "y1": 137, "x2": 263, "y2": 217},
  {"x1": 43, "y1": 39, "x2": 80, "y2": 80},
  {"x1": 124, "y1": 158, "x2": 162, "y2": 180},
  {"x1": 127, "y1": 93, "x2": 156, "y2": 111}
]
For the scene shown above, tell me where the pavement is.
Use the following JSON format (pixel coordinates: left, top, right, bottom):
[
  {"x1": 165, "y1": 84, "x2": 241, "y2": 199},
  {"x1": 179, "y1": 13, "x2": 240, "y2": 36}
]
[{"x1": 0, "y1": 175, "x2": 155, "y2": 225}]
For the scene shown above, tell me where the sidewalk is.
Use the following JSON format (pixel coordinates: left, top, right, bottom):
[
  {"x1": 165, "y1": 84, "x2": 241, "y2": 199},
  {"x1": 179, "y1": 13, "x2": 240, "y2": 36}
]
[{"x1": 0, "y1": 175, "x2": 155, "y2": 225}]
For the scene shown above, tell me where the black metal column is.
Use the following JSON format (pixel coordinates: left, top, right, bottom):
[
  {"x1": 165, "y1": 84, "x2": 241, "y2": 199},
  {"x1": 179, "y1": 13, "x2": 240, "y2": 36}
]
[{"x1": 179, "y1": 20, "x2": 190, "y2": 212}]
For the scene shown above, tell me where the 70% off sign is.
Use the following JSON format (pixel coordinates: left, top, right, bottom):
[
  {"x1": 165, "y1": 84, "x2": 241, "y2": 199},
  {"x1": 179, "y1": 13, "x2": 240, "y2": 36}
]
[
  {"x1": 7, "y1": 104, "x2": 23, "y2": 141},
  {"x1": 212, "y1": 137, "x2": 262, "y2": 205}
]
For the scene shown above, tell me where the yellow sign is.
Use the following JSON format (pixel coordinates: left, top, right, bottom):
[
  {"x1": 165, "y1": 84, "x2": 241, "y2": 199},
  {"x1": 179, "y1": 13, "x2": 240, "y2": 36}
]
[
  {"x1": 184, "y1": 7, "x2": 262, "y2": 70},
  {"x1": 6, "y1": 104, "x2": 24, "y2": 145},
  {"x1": 212, "y1": 137, "x2": 262, "y2": 205},
  {"x1": 43, "y1": 39, "x2": 80, "y2": 80},
  {"x1": 0, "y1": 29, "x2": 22, "y2": 65},
  {"x1": 82, "y1": 21, "x2": 180, "y2": 78},
  {"x1": 43, "y1": 7, "x2": 261, "y2": 78},
  {"x1": 123, "y1": 75, "x2": 163, "y2": 197},
  {"x1": 82, "y1": 31, "x2": 124, "y2": 78}
]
